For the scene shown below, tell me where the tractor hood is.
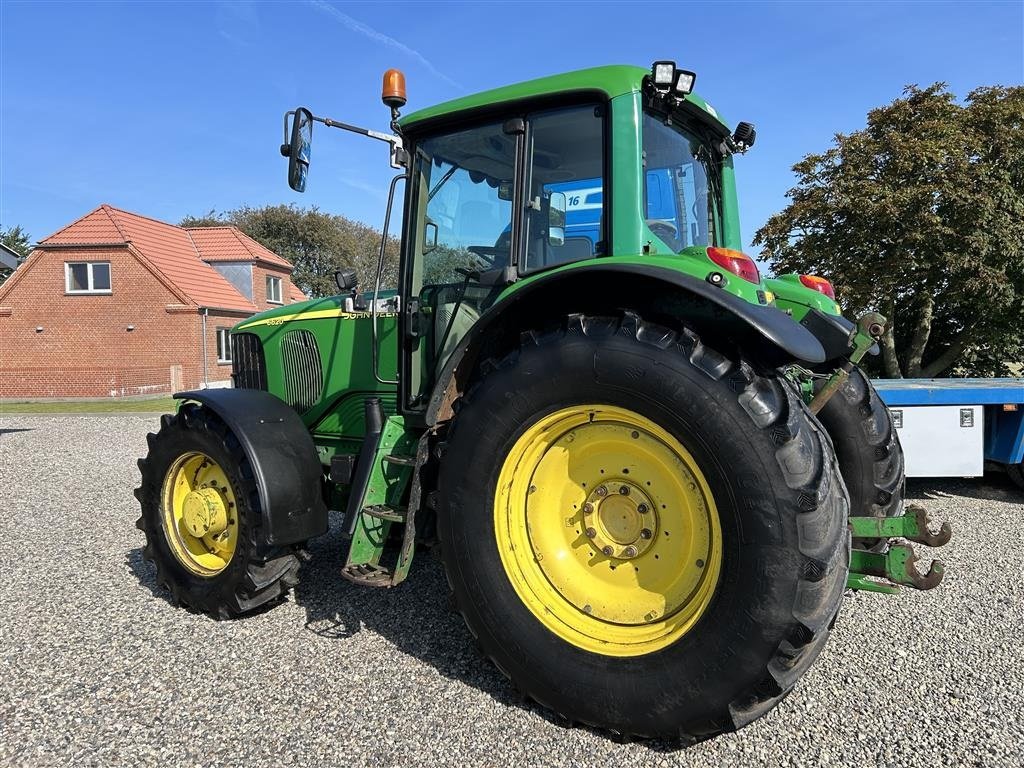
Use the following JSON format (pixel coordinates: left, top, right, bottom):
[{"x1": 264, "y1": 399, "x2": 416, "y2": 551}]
[{"x1": 233, "y1": 295, "x2": 353, "y2": 332}]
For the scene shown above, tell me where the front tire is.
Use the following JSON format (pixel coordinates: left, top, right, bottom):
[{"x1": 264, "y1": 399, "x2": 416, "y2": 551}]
[
  {"x1": 135, "y1": 404, "x2": 301, "y2": 619},
  {"x1": 437, "y1": 313, "x2": 849, "y2": 740}
]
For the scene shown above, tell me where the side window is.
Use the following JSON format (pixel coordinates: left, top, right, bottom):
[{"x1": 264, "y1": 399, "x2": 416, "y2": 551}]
[
  {"x1": 524, "y1": 105, "x2": 605, "y2": 271},
  {"x1": 216, "y1": 328, "x2": 232, "y2": 363},
  {"x1": 413, "y1": 122, "x2": 516, "y2": 290},
  {"x1": 642, "y1": 114, "x2": 714, "y2": 251},
  {"x1": 266, "y1": 275, "x2": 283, "y2": 304}
]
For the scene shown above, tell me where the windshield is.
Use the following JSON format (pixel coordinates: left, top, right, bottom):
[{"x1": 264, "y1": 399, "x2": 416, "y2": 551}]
[{"x1": 642, "y1": 112, "x2": 721, "y2": 252}]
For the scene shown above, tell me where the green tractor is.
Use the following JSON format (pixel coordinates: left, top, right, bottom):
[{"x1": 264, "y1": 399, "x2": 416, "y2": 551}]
[{"x1": 135, "y1": 63, "x2": 950, "y2": 741}]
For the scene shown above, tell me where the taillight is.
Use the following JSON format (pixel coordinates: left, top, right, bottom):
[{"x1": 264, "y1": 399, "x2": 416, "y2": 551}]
[
  {"x1": 799, "y1": 274, "x2": 836, "y2": 300},
  {"x1": 706, "y1": 247, "x2": 760, "y2": 284}
]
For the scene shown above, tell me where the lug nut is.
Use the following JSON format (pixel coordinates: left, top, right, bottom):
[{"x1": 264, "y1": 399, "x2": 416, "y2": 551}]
[
  {"x1": 640, "y1": 528, "x2": 652, "y2": 539},
  {"x1": 601, "y1": 545, "x2": 614, "y2": 556},
  {"x1": 637, "y1": 503, "x2": 648, "y2": 514},
  {"x1": 619, "y1": 485, "x2": 630, "y2": 496},
  {"x1": 583, "y1": 502, "x2": 594, "y2": 514},
  {"x1": 623, "y1": 545, "x2": 638, "y2": 558},
  {"x1": 596, "y1": 485, "x2": 608, "y2": 497},
  {"x1": 585, "y1": 527, "x2": 597, "y2": 539}
]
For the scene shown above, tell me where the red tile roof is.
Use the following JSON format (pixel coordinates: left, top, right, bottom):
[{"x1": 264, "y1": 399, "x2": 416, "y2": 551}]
[
  {"x1": 186, "y1": 227, "x2": 293, "y2": 270},
  {"x1": 37, "y1": 205, "x2": 303, "y2": 312},
  {"x1": 288, "y1": 282, "x2": 307, "y2": 302}
]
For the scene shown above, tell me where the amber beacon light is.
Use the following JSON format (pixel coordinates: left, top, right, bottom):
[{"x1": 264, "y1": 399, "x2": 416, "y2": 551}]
[{"x1": 382, "y1": 69, "x2": 407, "y2": 109}]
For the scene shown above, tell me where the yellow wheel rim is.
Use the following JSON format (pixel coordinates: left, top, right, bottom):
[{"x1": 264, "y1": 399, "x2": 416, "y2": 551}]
[
  {"x1": 494, "y1": 405, "x2": 723, "y2": 657},
  {"x1": 160, "y1": 451, "x2": 239, "y2": 577}
]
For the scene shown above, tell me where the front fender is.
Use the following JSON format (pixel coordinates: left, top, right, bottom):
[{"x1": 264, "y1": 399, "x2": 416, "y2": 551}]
[
  {"x1": 425, "y1": 262, "x2": 826, "y2": 425},
  {"x1": 174, "y1": 389, "x2": 328, "y2": 547}
]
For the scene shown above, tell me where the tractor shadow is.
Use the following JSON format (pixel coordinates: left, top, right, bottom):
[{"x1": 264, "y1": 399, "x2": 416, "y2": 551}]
[
  {"x1": 291, "y1": 512, "x2": 526, "y2": 701},
  {"x1": 125, "y1": 513, "x2": 682, "y2": 749},
  {"x1": 290, "y1": 512, "x2": 682, "y2": 750}
]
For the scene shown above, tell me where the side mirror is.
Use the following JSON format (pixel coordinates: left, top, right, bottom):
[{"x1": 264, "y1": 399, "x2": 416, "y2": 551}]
[
  {"x1": 547, "y1": 191, "x2": 566, "y2": 247},
  {"x1": 335, "y1": 268, "x2": 359, "y2": 292},
  {"x1": 281, "y1": 107, "x2": 313, "y2": 192},
  {"x1": 424, "y1": 221, "x2": 439, "y2": 254}
]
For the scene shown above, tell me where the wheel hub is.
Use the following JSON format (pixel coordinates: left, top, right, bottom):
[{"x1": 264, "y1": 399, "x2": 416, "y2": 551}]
[
  {"x1": 160, "y1": 451, "x2": 239, "y2": 577},
  {"x1": 584, "y1": 482, "x2": 656, "y2": 559},
  {"x1": 498, "y1": 405, "x2": 722, "y2": 651},
  {"x1": 181, "y1": 487, "x2": 229, "y2": 538}
]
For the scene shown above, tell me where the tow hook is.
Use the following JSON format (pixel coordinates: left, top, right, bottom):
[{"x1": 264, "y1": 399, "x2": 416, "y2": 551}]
[{"x1": 847, "y1": 505, "x2": 952, "y2": 594}]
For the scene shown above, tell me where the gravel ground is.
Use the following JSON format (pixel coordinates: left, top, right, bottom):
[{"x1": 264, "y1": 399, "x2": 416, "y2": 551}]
[{"x1": 1, "y1": 414, "x2": 1022, "y2": 767}]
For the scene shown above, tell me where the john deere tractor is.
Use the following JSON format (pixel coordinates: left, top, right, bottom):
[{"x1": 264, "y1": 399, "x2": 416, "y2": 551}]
[{"x1": 135, "y1": 63, "x2": 950, "y2": 741}]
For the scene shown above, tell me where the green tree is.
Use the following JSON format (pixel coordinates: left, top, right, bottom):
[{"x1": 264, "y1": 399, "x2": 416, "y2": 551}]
[
  {"x1": 182, "y1": 205, "x2": 399, "y2": 298},
  {"x1": 754, "y1": 83, "x2": 1024, "y2": 377},
  {"x1": 0, "y1": 225, "x2": 32, "y2": 286}
]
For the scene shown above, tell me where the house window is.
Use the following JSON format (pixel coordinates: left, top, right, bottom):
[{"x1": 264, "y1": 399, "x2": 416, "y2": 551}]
[
  {"x1": 266, "y1": 275, "x2": 283, "y2": 304},
  {"x1": 66, "y1": 262, "x2": 111, "y2": 293},
  {"x1": 216, "y1": 328, "x2": 232, "y2": 363}
]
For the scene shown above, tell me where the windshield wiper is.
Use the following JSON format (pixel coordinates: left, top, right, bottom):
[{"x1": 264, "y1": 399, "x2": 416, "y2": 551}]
[{"x1": 427, "y1": 163, "x2": 459, "y2": 202}]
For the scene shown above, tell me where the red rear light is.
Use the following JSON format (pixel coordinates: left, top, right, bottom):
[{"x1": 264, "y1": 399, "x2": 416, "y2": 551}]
[
  {"x1": 799, "y1": 274, "x2": 836, "y2": 300},
  {"x1": 706, "y1": 247, "x2": 760, "y2": 284}
]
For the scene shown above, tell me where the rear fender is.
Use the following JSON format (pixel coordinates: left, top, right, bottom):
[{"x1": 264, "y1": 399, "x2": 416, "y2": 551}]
[
  {"x1": 174, "y1": 389, "x2": 328, "y2": 547},
  {"x1": 425, "y1": 263, "x2": 826, "y2": 425}
]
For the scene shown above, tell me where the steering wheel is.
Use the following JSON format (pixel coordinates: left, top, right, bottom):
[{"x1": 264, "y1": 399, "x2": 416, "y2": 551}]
[
  {"x1": 467, "y1": 245, "x2": 506, "y2": 270},
  {"x1": 648, "y1": 221, "x2": 683, "y2": 252}
]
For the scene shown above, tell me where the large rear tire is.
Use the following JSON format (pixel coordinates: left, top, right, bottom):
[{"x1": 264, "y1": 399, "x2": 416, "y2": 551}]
[
  {"x1": 135, "y1": 403, "x2": 301, "y2": 619},
  {"x1": 814, "y1": 366, "x2": 904, "y2": 546},
  {"x1": 437, "y1": 313, "x2": 849, "y2": 740}
]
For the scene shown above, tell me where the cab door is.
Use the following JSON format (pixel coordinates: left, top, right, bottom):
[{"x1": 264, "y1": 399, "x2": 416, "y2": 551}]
[{"x1": 399, "y1": 119, "x2": 523, "y2": 413}]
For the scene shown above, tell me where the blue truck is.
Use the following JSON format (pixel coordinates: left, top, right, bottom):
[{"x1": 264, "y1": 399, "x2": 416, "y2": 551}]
[{"x1": 873, "y1": 378, "x2": 1024, "y2": 486}]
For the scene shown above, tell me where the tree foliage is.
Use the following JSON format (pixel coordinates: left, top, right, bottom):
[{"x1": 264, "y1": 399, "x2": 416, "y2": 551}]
[
  {"x1": 181, "y1": 205, "x2": 399, "y2": 298},
  {"x1": 0, "y1": 224, "x2": 32, "y2": 286},
  {"x1": 754, "y1": 83, "x2": 1024, "y2": 377}
]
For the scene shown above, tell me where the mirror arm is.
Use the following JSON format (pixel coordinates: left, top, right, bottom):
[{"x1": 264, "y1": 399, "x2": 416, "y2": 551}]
[{"x1": 315, "y1": 114, "x2": 407, "y2": 168}]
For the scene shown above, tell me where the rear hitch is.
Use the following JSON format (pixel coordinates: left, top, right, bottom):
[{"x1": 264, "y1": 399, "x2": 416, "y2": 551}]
[{"x1": 847, "y1": 505, "x2": 952, "y2": 594}]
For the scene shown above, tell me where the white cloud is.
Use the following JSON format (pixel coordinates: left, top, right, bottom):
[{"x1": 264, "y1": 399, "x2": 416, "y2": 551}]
[{"x1": 307, "y1": 1, "x2": 463, "y2": 91}]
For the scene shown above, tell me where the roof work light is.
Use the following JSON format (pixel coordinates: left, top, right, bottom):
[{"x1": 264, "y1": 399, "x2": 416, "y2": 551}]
[
  {"x1": 674, "y1": 69, "x2": 696, "y2": 95},
  {"x1": 650, "y1": 61, "x2": 697, "y2": 97},
  {"x1": 651, "y1": 61, "x2": 676, "y2": 90}
]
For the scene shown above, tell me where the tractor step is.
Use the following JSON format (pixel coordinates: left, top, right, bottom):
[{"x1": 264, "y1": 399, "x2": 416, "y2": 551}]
[
  {"x1": 341, "y1": 562, "x2": 396, "y2": 588},
  {"x1": 362, "y1": 504, "x2": 407, "y2": 523},
  {"x1": 847, "y1": 505, "x2": 951, "y2": 594}
]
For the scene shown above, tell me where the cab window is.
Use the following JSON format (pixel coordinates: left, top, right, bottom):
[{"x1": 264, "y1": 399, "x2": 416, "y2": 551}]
[
  {"x1": 522, "y1": 105, "x2": 605, "y2": 272},
  {"x1": 642, "y1": 114, "x2": 716, "y2": 251},
  {"x1": 407, "y1": 120, "x2": 517, "y2": 404}
]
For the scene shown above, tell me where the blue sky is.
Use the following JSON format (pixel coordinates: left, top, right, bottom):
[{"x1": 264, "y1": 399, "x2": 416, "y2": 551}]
[{"x1": 1, "y1": 1, "x2": 1021, "y2": 262}]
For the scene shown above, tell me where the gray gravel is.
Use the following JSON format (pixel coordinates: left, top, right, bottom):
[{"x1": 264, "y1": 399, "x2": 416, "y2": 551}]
[{"x1": 1, "y1": 414, "x2": 1022, "y2": 767}]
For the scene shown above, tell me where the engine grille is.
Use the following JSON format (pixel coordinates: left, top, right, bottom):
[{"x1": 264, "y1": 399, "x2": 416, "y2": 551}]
[
  {"x1": 281, "y1": 329, "x2": 323, "y2": 412},
  {"x1": 231, "y1": 332, "x2": 268, "y2": 391}
]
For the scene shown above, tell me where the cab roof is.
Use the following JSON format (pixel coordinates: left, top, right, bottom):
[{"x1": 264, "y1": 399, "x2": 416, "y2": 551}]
[{"x1": 400, "y1": 64, "x2": 728, "y2": 132}]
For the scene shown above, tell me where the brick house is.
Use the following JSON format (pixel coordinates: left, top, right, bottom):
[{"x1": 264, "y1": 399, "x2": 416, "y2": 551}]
[{"x1": 0, "y1": 204, "x2": 305, "y2": 398}]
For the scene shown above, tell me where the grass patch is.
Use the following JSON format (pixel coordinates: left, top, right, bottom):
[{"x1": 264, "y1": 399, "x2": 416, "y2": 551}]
[{"x1": 0, "y1": 398, "x2": 176, "y2": 414}]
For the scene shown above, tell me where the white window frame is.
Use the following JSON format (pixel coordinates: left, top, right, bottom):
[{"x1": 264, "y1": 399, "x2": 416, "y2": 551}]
[
  {"x1": 266, "y1": 275, "x2": 283, "y2": 304},
  {"x1": 216, "y1": 328, "x2": 232, "y2": 364},
  {"x1": 65, "y1": 261, "x2": 112, "y2": 294}
]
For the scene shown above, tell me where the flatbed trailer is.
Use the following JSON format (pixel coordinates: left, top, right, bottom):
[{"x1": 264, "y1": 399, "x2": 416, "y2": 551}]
[{"x1": 873, "y1": 378, "x2": 1024, "y2": 483}]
